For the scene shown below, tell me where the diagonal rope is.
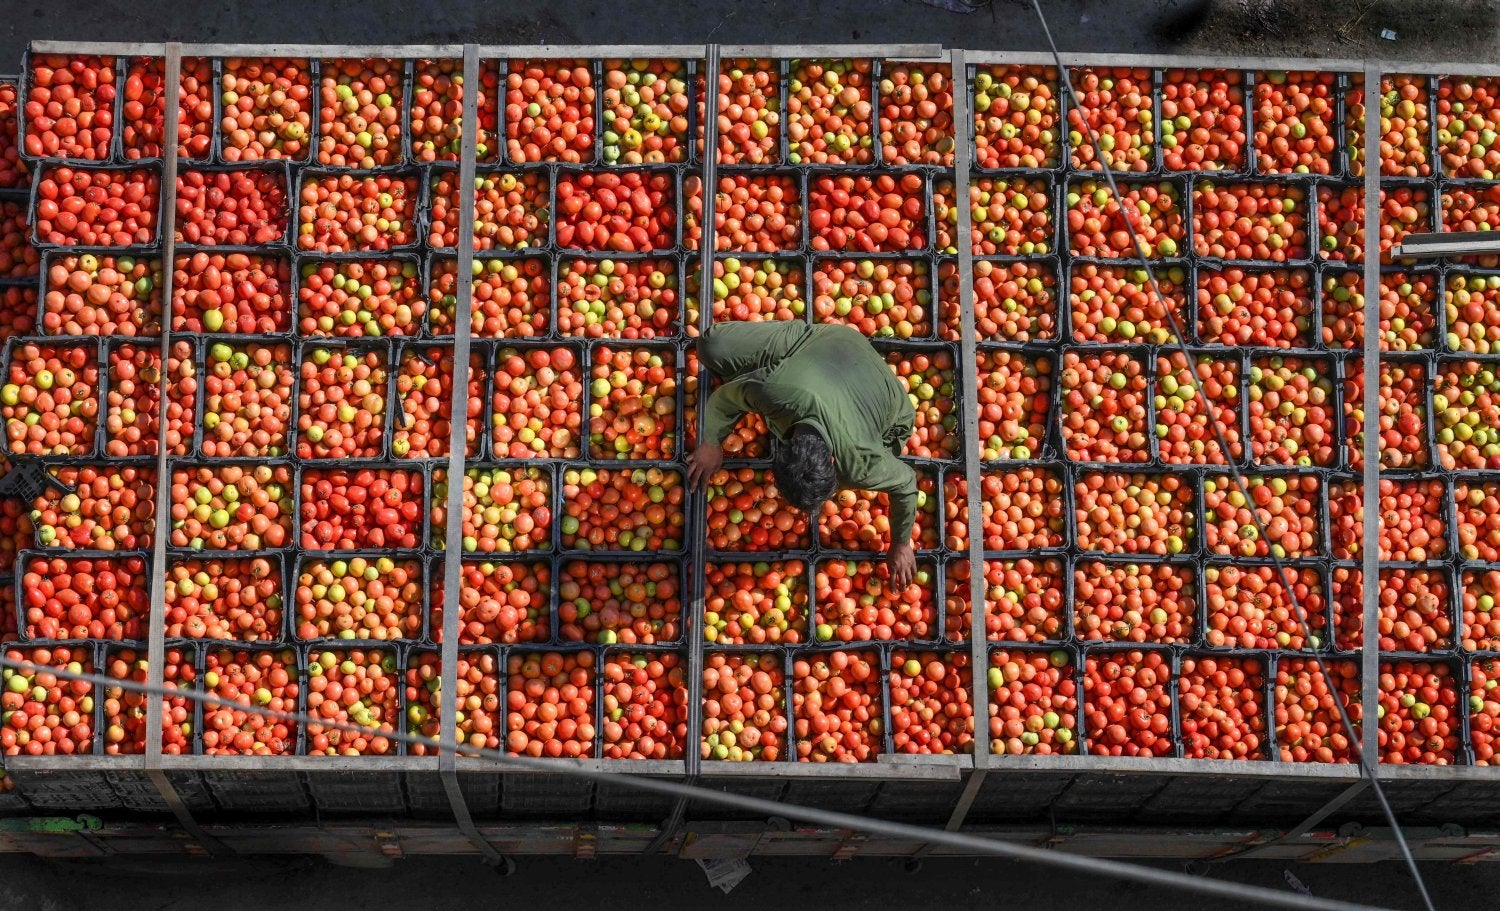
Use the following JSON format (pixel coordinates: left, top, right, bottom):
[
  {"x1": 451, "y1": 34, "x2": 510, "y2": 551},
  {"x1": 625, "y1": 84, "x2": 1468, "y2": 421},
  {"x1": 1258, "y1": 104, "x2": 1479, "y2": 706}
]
[
  {"x1": 0, "y1": 653, "x2": 1396, "y2": 911},
  {"x1": 1027, "y1": 5, "x2": 1433, "y2": 910}
]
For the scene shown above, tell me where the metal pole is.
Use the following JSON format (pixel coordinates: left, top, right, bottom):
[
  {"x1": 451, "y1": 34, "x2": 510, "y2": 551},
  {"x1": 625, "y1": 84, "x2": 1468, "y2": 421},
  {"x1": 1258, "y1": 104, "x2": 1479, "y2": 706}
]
[
  {"x1": 1355, "y1": 65, "x2": 1433, "y2": 911},
  {"x1": 1359, "y1": 64, "x2": 1381, "y2": 766},
  {"x1": 141, "y1": 44, "x2": 220, "y2": 851},
  {"x1": 645, "y1": 41, "x2": 722, "y2": 854},
  {"x1": 688, "y1": 41, "x2": 721, "y2": 780},
  {"x1": 144, "y1": 43, "x2": 181, "y2": 771},
  {"x1": 942, "y1": 46, "x2": 992, "y2": 833},
  {"x1": 437, "y1": 44, "x2": 503, "y2": 866}
]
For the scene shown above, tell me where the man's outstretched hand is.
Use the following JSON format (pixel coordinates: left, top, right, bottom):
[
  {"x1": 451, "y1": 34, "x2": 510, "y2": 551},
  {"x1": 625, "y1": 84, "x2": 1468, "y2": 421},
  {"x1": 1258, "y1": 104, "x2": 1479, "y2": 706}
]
[
  {"x1": 687, "y1": 441, "x2": 724, "y2": 490},
  {"x1": 887, "y1": 540, "x2": 915, "y2": 590}
]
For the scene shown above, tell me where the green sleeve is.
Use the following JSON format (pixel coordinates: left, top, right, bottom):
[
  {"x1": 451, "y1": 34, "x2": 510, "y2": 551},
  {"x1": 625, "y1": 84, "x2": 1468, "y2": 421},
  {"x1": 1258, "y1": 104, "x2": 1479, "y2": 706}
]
[
  {"x1": 862, "y1": 452, "x2": 919, "y2": 544},
  {"x1": 702, "y1": 376, "x2": 756, "y2": 447},
  {"x1": 886, "y1": 397, "x2": 915, "y2": 456},
  {"x1": 700, "y1": 321, "x2": 810, "y2": 379}
]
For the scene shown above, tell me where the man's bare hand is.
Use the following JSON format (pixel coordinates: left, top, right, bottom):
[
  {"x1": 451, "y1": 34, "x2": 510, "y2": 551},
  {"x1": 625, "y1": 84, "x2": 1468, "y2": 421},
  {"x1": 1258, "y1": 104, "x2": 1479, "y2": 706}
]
[
  {"x1": 887, "y1": 540, "x2": 916, "y2": 591},
  {"x1": 687, "y1": 441, "x2": 724, "y2": 490}
]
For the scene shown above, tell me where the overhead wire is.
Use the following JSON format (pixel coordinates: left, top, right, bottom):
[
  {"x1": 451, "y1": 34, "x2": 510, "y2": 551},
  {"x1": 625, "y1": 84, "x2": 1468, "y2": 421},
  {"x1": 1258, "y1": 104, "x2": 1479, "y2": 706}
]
[
  {"x1": 0, "y1": 653, "x2": 1398, "y2": 911},
  {"x1": 1026, "y1": 4, "x2": 1433, "y2": 910}
]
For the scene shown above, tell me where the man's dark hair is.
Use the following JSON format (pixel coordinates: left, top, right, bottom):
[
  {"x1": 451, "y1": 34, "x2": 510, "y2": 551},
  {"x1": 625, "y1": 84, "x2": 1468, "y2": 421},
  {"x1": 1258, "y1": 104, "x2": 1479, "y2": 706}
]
[{"x1": 772, "y1": 424, "x2": 837, "y2": 513}]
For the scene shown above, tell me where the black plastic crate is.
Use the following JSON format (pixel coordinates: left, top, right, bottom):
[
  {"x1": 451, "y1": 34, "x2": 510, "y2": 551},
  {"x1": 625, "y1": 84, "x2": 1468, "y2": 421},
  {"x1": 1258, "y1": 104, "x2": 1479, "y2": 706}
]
[
  {"x1": 199, "y1": 771, "x2": 309, "y2": 813},
  {"x1": 0, "y1": 788, "x2": 29, "y2": 815},
  {"x1": 1135, "y1": 772, "x2": 1277, "y2": 824},
  {"x1": 686, "y1": 778, "x2": 786, "y2": 821},
  {"x1": 964, "y1": 769, "x2": 1075, "y2": 823},
  {"x1": 10, "y1": 770, "x2": 122, "y2": 810},
  {"x1": 591, "y1": 775, "x2": 682, "y2": 820},
  {"x1": 104, "y1": 770, "x2": 215, "y2": 813},
  {"x1": 1047, "y1": 771, "x2": 1175, "y2": 823},
  {"x1": 1219, "y1": 776, "x2": 1361, "y2": 827},
  {"x1": 403, "y1": 771, "x2": 501, "y2": 818},
  {"x1": 498, "y1": 772, "x2": 595, "y2": 817},
  {"x1": 861, "y1": 776, "x2": 970, "y2": 822},
  {"x1": 780, "y1": 778, "x2": 881, "y2": 813},
  {"x1": 304, "y1": 770, "x2": 406, "y2": 815}
]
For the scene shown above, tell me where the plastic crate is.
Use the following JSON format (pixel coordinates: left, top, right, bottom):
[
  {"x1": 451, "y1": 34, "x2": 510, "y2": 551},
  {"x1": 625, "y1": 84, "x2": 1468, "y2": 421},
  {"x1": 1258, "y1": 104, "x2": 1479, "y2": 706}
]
[
  {"x1": 10, "y1": 771, "x2": 122, "y2": 811},
  {"x1": 965, "y1": 771, "x2": 1075, "y2": 823},
  {"x1": 104, "y1": 771, "x2": 216, "y2": 813},
  {"x1": 403, "y1": 772, "x2": 501, "y2": 818},
  {"x1": 304, "y1": 771, "x2": 406, "y2": 815},
  {"x1": 0, "y1": 787, "x2": 30, "y2": 816},
  {"x1": 1218, "y1": 777, "x2": 1361, "y2": 827},
  {"x1": 499, "y1": 773, "x2": 595, "y2": 818},
  {"x1": 862, "y1": 778, "x2": 971, "y2": 822},
  {"x1": 199, "y1": 772, "x2": 310, "y2": 813},
  {"x1": 1136, "y1": 774, "x2": 1276, "y2": 824},
  {"x1": 591, "y1": 776, "x2": 681, "y2": 820},
  {"x1": 687, "y1": 779, "x2": 787, "y2": 822},
  {"x1": 780, "y1": 779, "x2": 881, "y2": 813},
  {"x1": 1048, "y1": 772, "x2": 1178, "y2": 823}
]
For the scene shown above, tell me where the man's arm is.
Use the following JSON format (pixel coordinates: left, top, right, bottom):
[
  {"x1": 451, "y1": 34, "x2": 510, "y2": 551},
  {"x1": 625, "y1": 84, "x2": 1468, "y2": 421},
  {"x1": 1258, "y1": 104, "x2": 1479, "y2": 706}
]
[
  {"x1": 861, "y1": 451, "x2": 919, "y2": 588},
  {"x1": 885, "y1": 402, "x2": 915, "y2": 457},
  {"x1": 692, "y1": 322, "x2": 809, "y2": 490},
  {"x1": 884, "y1": 363, "x2": 917, "y2": 456},
  {"x1": 688, "y1": 376, "x2": 757, "y2": 489},
  {"x1": 864, "y1": 451, "x2": 918, "y2": 544},
  {"x1": 701, "y1": 374, "x2": 756, "y2": 448}
]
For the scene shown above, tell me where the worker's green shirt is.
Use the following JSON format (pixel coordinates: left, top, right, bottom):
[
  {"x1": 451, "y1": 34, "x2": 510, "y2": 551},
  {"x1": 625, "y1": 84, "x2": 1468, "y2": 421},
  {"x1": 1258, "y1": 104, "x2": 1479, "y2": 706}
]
[{"x1": 701, "y1": 321, "x2": 918, "y2": 541}]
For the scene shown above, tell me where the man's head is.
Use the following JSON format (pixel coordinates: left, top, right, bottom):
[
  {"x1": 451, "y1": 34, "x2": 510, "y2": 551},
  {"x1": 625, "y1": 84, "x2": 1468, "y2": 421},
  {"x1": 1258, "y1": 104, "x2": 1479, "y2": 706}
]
[{"x1": 771, "y1": 424, "x2": 837, "y2": 513}]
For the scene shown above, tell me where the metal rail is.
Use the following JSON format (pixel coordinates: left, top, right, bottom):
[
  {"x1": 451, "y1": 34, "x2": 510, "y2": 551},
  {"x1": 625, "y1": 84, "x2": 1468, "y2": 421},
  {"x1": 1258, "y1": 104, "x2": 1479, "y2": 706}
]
[
  {"x1": 135, "y1": 43, "x2": 220, "y2": 853},
  {"x1": 435, "y1": 44, "x2": 502, "y2": 866},
  {"x1": 8, "y1": 749, "x2": 1486, "y2": 781},
  {"x1": 644, "y1": 40, "x2": 723, "y2": 855},
  {"x1": 946, "y1": 45, "x2": 993, "y2": 830},
  {"x1": 142, "y1": 44, "x2": 180, "y2": 775},
  {"x1": 1359, "y1": 64, "x2": 1382, "y2": 767}
]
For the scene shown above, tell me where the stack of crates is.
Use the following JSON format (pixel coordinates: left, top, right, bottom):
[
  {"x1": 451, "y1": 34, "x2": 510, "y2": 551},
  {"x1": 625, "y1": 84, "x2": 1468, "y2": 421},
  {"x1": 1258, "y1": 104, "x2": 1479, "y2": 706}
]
[{"x1": 0, "y1": 47, "x2": 1497, "y2": 828}]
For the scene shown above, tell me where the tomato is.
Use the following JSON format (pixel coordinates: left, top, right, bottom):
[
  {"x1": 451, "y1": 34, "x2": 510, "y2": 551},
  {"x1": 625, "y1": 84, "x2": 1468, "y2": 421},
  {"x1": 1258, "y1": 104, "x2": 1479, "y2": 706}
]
[
  {"x1": 703, "y1": 652, "x2": 784, "y2": 761},
  {"x1": 25, "y1": 55, "x2": 115, "y2": 161},
  {"x1": 1180, "y1": 656, "x2": 1264, "y2": 760},
  {"x1": 794, "y1": 650, "x2": 882, "y2": 762},
  {"x1": 319, "y1": 58, "x2": 402, "y2": 168},
  {"x1": 166, "y1": 557, "x2": 283, "y2": 642},
  {"x1": 429, "y1": 561, "x2": 551, "y2": 646},
  {"x1": 105, "y1": 340, "x2": 196, "y2": 457},
  {"x1": 890, "y1": 650, "x2": 973, "y2": 754},
  {"x1": 432, "y1": 466, "x2": 553, "y2": 553},
  {"x1": 1162, "y1": 69, "x2": 1245, "y2": 171},
  {"x1": 1074, "y1": 471, "x2": 1193, "y2": 556},
  {"x1": 990, "y1": 649, "x2": 1077, "y2": 755},
  {"x1": 219, "y1": 58, "x2": 312, "y2": 161},
  {"x1": 306, "y1": 648, "x2": 398, "y2": 756},
  {"x1": 602, "y1": 652, "x2": 688, "y2": 760}
]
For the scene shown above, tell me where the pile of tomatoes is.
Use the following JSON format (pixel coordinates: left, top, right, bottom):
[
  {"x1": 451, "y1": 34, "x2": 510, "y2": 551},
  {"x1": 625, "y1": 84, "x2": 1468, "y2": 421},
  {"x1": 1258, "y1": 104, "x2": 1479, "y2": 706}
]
[{"x1": 1073, "y1": 560, "x2": 1194, "y2": 643}]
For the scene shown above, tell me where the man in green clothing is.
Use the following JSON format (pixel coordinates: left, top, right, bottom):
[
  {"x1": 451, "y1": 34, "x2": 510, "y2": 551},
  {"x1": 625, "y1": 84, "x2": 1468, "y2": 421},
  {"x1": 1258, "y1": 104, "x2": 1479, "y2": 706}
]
[{"x1": 687, "y1": 321, "x2": 918, "y2": 588}]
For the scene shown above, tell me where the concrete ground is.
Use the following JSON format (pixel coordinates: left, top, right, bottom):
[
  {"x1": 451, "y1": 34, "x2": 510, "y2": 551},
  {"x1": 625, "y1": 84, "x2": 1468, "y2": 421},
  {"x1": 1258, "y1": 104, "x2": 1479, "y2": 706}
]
[
  {"x1": 2, "y1": 1, "x2": 1498, "y2": 907},
  {"x1": 0, "y1": 853, "x2": 1479, "y2": 911}
]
